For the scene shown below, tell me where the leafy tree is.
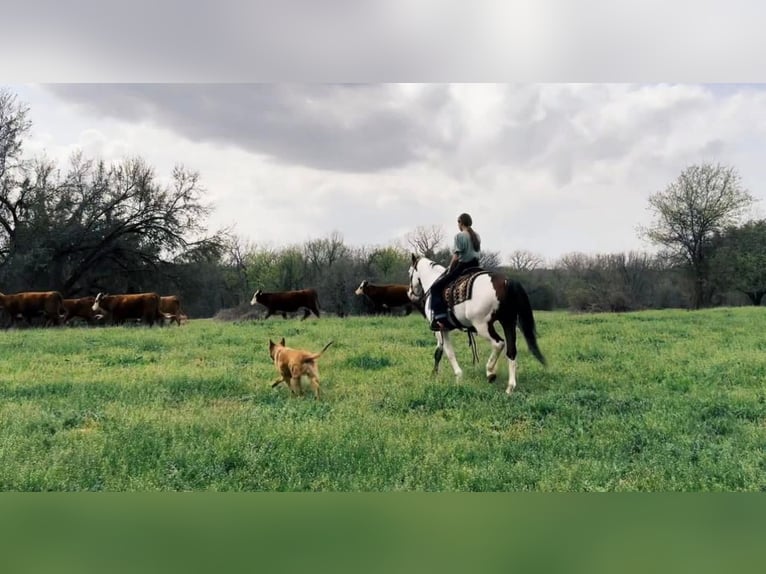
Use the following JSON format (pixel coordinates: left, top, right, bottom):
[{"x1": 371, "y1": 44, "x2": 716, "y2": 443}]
[
  {"x1": 709, "y1": 220, "x2": 766, "y2": 305},
  {"x1": 643, "y1": 163, "x2": 755, "y2": 309},
  {"x1": 366, "y1": 246, "x2": 409, "y2": 282}
]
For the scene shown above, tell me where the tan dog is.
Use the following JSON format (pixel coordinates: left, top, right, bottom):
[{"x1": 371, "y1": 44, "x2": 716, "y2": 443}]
[{"x1": 268, "y1": 338, "x2": 334, "y2": 399}]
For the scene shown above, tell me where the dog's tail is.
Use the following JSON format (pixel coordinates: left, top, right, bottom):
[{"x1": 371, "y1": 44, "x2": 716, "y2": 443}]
[{"x1": 305, "y1": 340, "x2": 334, "y2": 362}]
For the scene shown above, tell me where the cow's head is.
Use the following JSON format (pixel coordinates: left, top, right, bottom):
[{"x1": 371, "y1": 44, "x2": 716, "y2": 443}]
[
  {"x1": 354, "y1": 280, "x2": 368, "y2": 296},
  {"x1": 250, "y1": 289, "x2": 263, "y2": 306},
  {"x1": 92, "y1": 292, "x2": 108, "y2": 314}
]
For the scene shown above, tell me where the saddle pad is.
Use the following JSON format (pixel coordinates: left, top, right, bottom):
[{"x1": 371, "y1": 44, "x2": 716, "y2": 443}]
[{"x1": 443, "y1": 270, "x2": 490, "y2": 309}]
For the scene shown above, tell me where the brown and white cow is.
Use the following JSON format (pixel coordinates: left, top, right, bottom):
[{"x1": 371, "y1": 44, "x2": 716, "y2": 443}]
[
  {"x1": 159, "y1": 295, "x2": 185, "y2": 326},
  {"x1": 63, "y1": 296, "x2": 103, "y2": 325},
  {"x1": 92, "y1": 292, "x2": 166, "y2": 326},
  {"x1": 250, "y1": 288, "x2": 320, "y2": 320},
  {"x1": 354, "y1": 280, "x2": 417, "y2": 316},
  {"x1": 0, "y1": 291, "x2": 66, "y2": 328}
]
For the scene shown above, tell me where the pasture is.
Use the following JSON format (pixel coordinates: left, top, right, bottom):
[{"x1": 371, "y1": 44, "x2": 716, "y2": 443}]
[{"x1": 1, "y1": 307, "x2": 764, "y2": 491}]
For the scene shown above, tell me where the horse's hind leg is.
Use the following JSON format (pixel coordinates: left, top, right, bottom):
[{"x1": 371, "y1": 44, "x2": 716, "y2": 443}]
[
  {"x1": 500, "y1": 318, "x2": 518, "y2": 395},
  {"x1": 474, "y1": 321, "x2": 506, "y2": 383}
]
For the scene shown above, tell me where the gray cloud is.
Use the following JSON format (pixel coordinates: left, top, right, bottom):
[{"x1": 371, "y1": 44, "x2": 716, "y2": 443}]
[
  {"x1": 47, "y1": 84, "x2": 457, "y2": 173},
  {"x1": 43, "y1": 83, "x2": 766, "y2": 189},
  {"x1": 15, "y1": 82, "x2": 766, "y2": 262}
]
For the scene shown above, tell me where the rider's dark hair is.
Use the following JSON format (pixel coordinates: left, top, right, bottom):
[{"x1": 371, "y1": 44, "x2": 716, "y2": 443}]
[{"x1": 458, "y1": 213, "x2": 480, "y2": 251}]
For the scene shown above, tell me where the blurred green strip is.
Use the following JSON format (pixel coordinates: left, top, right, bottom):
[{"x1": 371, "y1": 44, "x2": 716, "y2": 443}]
[{"x1": 1, "y1": 493, "x2": 765, "y2": 574}]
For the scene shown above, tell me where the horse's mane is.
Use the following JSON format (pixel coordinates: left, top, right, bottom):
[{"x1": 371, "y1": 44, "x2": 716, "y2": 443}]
[{"x1": 417, "y1": 257, "x2": 442, "y2": 271}]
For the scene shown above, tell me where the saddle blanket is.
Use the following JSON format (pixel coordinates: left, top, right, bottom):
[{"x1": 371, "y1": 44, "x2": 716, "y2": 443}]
[{"x1": 442, "y1": 269, "x2": 489, "y2": 324}]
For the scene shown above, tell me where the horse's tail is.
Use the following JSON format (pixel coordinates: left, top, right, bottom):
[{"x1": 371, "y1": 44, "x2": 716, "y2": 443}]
[{"x1": 506, "y1": 280, "x2": 546, "y2": 366}]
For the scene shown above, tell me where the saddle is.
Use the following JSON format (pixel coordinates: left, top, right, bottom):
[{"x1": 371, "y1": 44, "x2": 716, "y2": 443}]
[{"x1": 440, "y1": 268, "x2": 488, "y2": 330}]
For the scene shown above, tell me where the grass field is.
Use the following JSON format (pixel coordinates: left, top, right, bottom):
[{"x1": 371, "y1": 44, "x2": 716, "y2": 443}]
[{"x1": 1, "y1": 307, "x2": 764, "y2": 491}]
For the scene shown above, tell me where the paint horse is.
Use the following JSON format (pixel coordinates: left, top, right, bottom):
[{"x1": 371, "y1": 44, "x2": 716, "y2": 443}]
[{"x1": 407, "y1": 254, "x2": 545, "y2": 395}]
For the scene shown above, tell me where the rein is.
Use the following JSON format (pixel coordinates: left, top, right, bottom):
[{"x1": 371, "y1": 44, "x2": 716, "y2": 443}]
[{"x1": 467, "y1": 331, "x2": 479, "y2": 365}]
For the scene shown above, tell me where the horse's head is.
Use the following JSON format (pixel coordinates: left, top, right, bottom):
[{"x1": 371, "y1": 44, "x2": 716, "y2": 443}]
[{"x1": 407, "y1": 253, "x2": 425, "y2": 302}]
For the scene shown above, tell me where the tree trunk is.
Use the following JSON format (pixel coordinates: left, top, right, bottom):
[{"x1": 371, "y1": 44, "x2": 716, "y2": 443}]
[
  {"x1": 743, "y1": 290, "x2": 766, "y2": 306},
  {"x1": 693, "y1": 277, "x2": 704, "y2": 310}
]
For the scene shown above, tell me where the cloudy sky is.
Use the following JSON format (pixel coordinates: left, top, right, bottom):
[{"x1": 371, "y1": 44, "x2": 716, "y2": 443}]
[
  {"x1": 7, "y1": 83, "x2": 766, "y2": 264},
  {"x1": 3, "y1": 3, "x2": 766, "y2": 264}
]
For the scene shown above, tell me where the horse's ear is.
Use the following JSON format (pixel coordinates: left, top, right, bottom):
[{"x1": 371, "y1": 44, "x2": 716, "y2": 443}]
[{"x1": 411, "y1": 253, "x2": 417, "y2": 265}]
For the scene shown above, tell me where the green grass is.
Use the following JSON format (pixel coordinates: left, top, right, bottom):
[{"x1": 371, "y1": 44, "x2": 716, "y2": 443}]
[{"x1": 1, "y1": 308, "x2": 765, "y2": 491}]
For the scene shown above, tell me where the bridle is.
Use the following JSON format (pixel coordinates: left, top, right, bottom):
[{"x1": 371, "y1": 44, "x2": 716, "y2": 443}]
[{"x1": 407, "y1": 261, "x2": 427, "y2": 303}]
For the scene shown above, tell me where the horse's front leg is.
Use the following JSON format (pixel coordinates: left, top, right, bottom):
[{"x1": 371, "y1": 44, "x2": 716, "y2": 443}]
[
  {"x1": 433, "y1": 331, "x2": 444, "y2": 375},
  {"x1": 440, "y1": 331, "x2": 463, "y2": 380}
]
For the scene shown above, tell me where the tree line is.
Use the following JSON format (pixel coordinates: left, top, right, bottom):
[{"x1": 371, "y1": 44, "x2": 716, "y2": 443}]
[{"x1": 2, "y1": 88, "x2": 763, "y2": 319}]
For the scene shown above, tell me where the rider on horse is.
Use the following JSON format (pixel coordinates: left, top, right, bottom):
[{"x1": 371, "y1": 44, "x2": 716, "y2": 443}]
[{"x1": 429, "y1": 212, "x2": 482, "y2": 331}]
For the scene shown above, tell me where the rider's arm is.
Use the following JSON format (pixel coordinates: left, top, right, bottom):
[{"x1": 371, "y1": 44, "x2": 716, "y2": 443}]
[{"x1": 447, "y1": 253, "x2": 459, "y2": 271}]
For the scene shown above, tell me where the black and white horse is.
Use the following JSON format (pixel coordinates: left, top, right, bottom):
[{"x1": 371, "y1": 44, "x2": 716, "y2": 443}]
[{"x1": 407, "y1": 254, "x2": 545, "y2": 395}]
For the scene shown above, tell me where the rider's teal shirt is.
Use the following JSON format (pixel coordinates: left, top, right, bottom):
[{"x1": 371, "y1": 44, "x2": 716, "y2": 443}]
[{"x1": 453, "y1": 230, "x2": 481, "y2": 263}]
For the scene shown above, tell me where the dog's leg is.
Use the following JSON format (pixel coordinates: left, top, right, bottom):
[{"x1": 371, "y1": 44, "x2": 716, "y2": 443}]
[
  {"x1": 289, "y1": 376, "x2": 303, "y2": 396},
  {"x1": 288, "y1": 365, "x2": 304, "y2": 396},
  {"x1": 308, "y1": 375, "x2": 321, "y2": 400},
  {"x1": 306, "y1": 364, "x2": 322, "y2": 399}
]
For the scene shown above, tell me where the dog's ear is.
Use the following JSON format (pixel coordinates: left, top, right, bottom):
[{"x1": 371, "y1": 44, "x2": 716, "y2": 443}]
[
  {"x1": 269, "y1": 339, "x2": 275, "y2": 348},
  {"x1": 411, "y1": 253, "x2": 417, "y2": 265},
  {"x1": 279, "y1": 337, "x2": 285, "y2": 346}
]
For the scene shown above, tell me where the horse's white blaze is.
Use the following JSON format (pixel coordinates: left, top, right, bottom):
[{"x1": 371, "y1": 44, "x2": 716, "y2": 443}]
[{"x1": 506, "y1": 359, "x2": 517, "y2": 395}]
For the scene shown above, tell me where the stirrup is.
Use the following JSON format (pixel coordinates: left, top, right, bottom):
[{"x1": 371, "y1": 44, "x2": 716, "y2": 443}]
[{"x1": 430, "y1": 316, "x2": 447, "y2": 331}]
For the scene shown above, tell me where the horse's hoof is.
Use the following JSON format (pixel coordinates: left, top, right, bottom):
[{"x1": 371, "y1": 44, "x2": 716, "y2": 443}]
[{"x1": 487, "y1": 373, "x2": 497, "y2": 384}]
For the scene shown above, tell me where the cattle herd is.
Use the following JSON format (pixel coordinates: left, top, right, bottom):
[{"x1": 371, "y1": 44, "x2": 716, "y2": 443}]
[
  {"x1": 0, "y1": 280, "x2": 416, "y2": 328},
  {"x1": 0, "y1": 291, "x2": 187, "y2": 328}
]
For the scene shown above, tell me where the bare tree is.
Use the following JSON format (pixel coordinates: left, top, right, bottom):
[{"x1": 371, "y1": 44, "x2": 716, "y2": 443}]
[
  {"x1": 642, "y1": 163, "x2": 755, "y2": 308},
  {"x1": 303, "y1": 231, "x2": 347, "y2": 271},
  {"x1": 507, "y1": 249, "x2": 544, "y2": 271},
  {"x1": 479, "y1": 250, "x2": 501, "y2": 269},
  {"x1": 0, "y1": 89, "x2": 32, "y2": 262},
  {"x1": 0, "y1": 89, "x2": 31, "y2": 180},
  {"x1": 402, "y1": 225, "x2": 445, "y2": 258},
  {"x1": 223, "y1": 234, "x2": 254, "y2": 297},
  {"x1": 2, "y1": 151, "x2": 225, "y2": 294}
]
